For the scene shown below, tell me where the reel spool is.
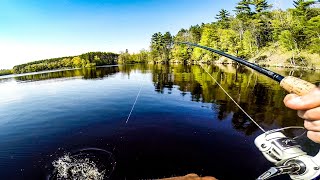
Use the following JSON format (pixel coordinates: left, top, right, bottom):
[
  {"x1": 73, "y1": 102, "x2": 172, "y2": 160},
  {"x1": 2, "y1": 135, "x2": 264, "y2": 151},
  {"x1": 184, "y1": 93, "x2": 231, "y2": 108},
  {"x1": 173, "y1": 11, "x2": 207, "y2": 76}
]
[{"x1": 255, "y1": 130, "x2": 320, "y2": 180}]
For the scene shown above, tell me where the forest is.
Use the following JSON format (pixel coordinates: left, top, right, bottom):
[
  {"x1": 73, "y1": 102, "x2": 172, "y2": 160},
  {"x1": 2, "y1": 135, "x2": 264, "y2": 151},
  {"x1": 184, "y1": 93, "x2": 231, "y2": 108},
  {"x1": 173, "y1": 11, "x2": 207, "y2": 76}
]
[
  {"x1": 119, "y1": 0, "x2": 320, "y2": 67},
  {"x1": 2, "y1": 0, "x2": 319, "y2": 76},
  {"x1": 12, "y1": 52, "x2": 118, "y2": 74}
]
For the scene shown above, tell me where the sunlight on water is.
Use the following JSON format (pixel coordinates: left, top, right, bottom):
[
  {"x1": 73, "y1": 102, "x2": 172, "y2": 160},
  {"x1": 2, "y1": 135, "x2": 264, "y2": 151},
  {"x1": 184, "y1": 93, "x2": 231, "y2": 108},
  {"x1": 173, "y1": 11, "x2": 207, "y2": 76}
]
[
  {"x1": 0, "y1": 81, "x2": 25, "y2": 104},
  {"x1": 52, "y1": 154, "x2": 105, "y2": 180}
]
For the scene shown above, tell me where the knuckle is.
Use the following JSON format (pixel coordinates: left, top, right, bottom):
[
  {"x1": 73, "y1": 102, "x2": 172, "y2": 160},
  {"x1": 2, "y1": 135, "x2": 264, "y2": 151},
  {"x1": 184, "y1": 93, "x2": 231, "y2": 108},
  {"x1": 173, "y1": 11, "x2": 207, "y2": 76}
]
[
  {"x1": 307, "y1": 131, "x2": 320, "y2": 144},
  {"x1": 297, "y1": 110, "x2": 306, "y2": 119},
  {"x1": 304, "y1": 120, "x2": 311, "y2": 130}
]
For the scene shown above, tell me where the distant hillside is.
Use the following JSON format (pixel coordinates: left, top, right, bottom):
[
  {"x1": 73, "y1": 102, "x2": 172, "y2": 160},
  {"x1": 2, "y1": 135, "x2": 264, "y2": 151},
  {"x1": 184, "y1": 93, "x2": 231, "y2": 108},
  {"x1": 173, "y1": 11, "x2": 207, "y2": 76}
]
[
  {"x1": 13, "y1": 52, "x2": 118, "y2": 74},
  {"x1": 0, "y1": 69, "x2": 13, "y2": 76}
]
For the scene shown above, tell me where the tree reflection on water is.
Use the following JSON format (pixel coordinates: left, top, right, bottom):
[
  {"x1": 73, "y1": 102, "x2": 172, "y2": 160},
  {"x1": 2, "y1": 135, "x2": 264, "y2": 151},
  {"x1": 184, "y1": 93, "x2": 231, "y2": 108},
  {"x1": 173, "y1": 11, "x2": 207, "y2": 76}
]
[{"x1": 10, "y1": 64, "x2": 320, "y2": 136}]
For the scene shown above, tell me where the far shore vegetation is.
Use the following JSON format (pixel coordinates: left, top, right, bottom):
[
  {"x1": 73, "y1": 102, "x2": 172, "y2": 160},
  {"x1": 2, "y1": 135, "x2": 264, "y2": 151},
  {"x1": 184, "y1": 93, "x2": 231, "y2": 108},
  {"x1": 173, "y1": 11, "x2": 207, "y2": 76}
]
[
  {"x1": 0, "y1": 69, "x2": 14, "y2": 76},
  {"x1": 1, "y1": 0, "x2": 320, "y2": 76},
  {"x1": 13, "y1": 52, "x2": 118, "y2": 74}
]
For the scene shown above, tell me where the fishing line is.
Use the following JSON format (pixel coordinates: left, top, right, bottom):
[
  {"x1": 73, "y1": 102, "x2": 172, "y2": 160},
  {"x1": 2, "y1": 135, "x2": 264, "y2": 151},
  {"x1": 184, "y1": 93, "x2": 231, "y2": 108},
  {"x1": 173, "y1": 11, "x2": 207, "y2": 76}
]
[
  {"x1": 48, "y1": 70, "x2": 146, "y2": 179},
  {"x1": 265, "y1": 126, "x2": 306, "y2": 140},
  {"x1": 200, "y1": 64, "x2": 266, "y2": 132},
  {"x1": 125, "y1": 79, "x2": 144, "y2": 124}
]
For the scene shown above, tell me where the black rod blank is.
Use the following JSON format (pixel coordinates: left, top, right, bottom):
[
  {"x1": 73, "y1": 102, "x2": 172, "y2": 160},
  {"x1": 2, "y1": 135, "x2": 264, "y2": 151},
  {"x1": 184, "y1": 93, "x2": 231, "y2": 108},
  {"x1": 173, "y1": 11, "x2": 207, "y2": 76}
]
[{"x1": 178, "y1": 42, "x2": 284, "y2": 82}]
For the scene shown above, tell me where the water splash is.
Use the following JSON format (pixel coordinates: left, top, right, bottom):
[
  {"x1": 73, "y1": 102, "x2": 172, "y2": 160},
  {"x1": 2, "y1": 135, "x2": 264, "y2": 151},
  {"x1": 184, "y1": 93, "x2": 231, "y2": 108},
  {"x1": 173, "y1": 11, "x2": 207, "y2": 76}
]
[
  {"x1": 52, "y1": 154, "x2": 105, "y2": 180},
  {"x1": 49, "y1": 148, "x2": 116, "y2": 180}
]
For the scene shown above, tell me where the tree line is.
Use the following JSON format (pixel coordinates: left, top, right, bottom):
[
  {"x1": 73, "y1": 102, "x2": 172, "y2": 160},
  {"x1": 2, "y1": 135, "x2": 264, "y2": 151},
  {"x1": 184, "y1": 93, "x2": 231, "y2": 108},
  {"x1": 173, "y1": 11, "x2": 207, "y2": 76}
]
[
  {"x1": 2, "y1": 0, "x2": 319, "y2": 76},
  {"x1": 12, "y1": 52, "x2": 118, "y2": 74},
  {"x1": 0, "y1": 69, "x2": 13, "y2": 76},
  {"x1": 121, "y1": 0, "x2": 320, "y2": 66}
]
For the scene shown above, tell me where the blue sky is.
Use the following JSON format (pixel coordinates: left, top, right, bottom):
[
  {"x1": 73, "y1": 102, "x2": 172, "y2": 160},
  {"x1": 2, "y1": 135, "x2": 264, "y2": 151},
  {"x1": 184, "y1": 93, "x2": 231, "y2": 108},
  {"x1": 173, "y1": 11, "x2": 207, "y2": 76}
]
[{"x1": 0, "y1": 0, "x2": 293, "y2": 68}]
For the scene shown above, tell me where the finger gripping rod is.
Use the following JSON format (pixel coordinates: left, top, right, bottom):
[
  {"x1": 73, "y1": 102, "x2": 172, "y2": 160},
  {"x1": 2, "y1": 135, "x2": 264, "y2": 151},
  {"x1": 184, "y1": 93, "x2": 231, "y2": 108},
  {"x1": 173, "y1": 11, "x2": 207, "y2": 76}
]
[{"x1": 178, "y1": 42, "x2": 316, "y2": 96}]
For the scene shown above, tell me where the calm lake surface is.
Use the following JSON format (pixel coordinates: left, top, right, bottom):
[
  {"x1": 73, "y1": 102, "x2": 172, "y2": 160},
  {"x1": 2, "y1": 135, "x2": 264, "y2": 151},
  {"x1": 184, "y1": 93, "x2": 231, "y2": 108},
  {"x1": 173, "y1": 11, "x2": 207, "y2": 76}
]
[{"x1": 0, "y1": 64, "x2": 320, "y2": 180}]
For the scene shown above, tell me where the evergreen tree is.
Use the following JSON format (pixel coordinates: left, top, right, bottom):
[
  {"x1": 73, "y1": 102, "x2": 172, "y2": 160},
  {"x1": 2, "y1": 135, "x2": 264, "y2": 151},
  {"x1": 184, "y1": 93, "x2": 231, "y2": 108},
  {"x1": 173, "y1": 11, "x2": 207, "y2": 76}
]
[
  {"x1": 252, "y1": 0, "x2": 271, "y2": 13},
  {"x1": 171, "y1": 29, "x2": 191, "y2": 63},
  {"x1": 294, "y1": 0, "x2": 315, "y2": 9},
  {"x1": 306, "y1": 16, "x2": 320, "y2": 53},
  {"x1": 235, "y1": 0, "x2": 252, "y2": 16},
  {"x1": 293, "y1": 0, "x2": 316, "y2": 17},
  {"x1": 163, "y1": 32, "x2": 173, "y2": 60},
  {"x1": 150, "y1": 32, "x2": 164, "y2": 61},
  {"x1": 189, "y1": 25, "x2": 202, "y2": 43},
  {"x1": 216, "y1": 9, "x2": 231, "y2": 22},
  {"x1": 216, "y1": 9, "x2": 231, "y2": 28}
]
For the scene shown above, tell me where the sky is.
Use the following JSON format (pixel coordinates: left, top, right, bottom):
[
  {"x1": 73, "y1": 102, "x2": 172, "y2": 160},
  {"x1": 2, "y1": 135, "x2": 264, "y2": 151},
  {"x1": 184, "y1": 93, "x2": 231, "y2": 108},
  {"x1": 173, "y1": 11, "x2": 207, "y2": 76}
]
[{"x1": 0, "y1": 0, "x2": 293, "y2": 69}]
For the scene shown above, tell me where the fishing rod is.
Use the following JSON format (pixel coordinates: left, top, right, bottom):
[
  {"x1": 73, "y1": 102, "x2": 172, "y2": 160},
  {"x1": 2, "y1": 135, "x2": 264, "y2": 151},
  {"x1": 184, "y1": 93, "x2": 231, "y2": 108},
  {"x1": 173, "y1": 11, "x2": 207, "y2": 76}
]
[
  {"x1": 178, "y1": 42, "x2": 316, "y2": 96},
  {"x1": 176, "y1": 42, "x2": 320, "y2": 180}
]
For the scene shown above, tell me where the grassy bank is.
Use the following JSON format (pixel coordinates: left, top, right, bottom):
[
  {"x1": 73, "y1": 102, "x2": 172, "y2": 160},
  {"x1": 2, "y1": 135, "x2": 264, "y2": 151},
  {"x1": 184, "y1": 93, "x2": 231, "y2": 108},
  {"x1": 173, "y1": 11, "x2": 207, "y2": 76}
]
[{"x1": 251, "y1": 47, "x2": 320, "y2": 70}]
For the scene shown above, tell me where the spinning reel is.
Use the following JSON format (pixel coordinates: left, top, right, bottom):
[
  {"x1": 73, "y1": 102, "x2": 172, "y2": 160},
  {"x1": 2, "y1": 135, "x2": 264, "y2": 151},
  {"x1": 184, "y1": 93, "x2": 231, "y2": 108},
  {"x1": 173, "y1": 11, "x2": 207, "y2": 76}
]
[{"x1": 255, "y1": 129, "x2": 320, "y2": 180}]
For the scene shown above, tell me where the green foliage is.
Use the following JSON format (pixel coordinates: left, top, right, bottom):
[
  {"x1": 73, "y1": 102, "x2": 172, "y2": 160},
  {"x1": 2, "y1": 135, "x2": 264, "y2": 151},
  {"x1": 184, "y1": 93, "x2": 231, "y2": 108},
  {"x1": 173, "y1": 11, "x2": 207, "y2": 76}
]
[
  {"x1": 306, "y1": 15, "x2": 320, "y2": 53},
  {"x1": 188, "y1": 25, "x2": 202, "y2": 43},
  {"x1": 252, "y1": 0, "x2": 271, "y2": 13},
  {"x1": 171, "y1": 29, "x2": 193, "y2": 63},
  {"x1": 0, "y1": 69, "x2": 13, "y2": 76},
  {"x1": 279, "y1": 30, "x2": 296, "y2": 51},
  {"x1": 216, "y1": 9, "x2": 231, "y2": 28},
  {"x1": 235, "y1": 0, "x2": 252, "y2": 16},
  {"x1": 150, "y1": 32, "x2": 173, "y2": 63},
  {"x1": 148, "y1": 0, "x2": 320, "y2": 66},
  {"x1": 192, "y1": 24, "x2": 220, "y2": 61},
  {"x1": 294, "y1": 0, "x2": 316, "y2": 10},
  {"x1": 171, "y1": 43, "x2": 190, "y2": 63},
  {"x1": 308, "y1": 38, "x2": 320, "y2": 54},
  {"x1": 118, "y1": 51, "x2": 134, "y2": 64},
  {"x1": 118, "y1": 49, "x2": 150, "y2": 64},
  {"x1": 13, "y1": 52, "x2": 118, "y2": 74},
  {"x1": 216, "y1": 9, "x2": 230, "y2": 21},
  {"x1": 243, "y1": 30, "x2": 258, "y2": 56}
]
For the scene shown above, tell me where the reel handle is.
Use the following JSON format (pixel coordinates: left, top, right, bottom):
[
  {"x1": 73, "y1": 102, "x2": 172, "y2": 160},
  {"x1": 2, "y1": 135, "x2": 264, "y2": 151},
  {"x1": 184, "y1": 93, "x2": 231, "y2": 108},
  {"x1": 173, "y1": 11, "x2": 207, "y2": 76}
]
[
  {"x1": 257, "y1": 165, "x2": 300, "y2": 180},
  {"x1": 255, "y1": 131, "x2": 320, "y2": 179},
  {"x1": 280, "y1": 76, "x2": 317, "y2": 96}
]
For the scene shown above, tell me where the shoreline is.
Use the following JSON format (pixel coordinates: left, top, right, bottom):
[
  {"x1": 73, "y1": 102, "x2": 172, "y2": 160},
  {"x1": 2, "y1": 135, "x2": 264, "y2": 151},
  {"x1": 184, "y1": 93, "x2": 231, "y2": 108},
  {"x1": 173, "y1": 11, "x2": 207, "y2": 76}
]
[
  {"x1": 0, "y1": 65, "x2": 121, "y2": 79},
  {"x1": 1, "y1": 61, "x2": 319, "y2": 79},
  {"x1": 168, "y1": 60, "x2": 320, "y2": 71},
  {"x1": 211, "y1": 61, "x2": 320, "y2": 71}
]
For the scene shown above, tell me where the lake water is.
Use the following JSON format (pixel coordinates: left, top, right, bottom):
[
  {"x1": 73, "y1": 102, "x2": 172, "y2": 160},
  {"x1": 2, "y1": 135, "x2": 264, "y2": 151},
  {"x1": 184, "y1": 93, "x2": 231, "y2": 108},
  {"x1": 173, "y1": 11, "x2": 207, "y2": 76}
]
[{"x1": 0, "y1": 64, "x2": 320, "y2": 180}]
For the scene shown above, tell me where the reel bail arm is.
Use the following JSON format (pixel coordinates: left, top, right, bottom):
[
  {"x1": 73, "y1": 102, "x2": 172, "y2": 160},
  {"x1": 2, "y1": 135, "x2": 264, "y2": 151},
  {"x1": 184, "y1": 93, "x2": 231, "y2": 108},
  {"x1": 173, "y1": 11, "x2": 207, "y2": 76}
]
[{"x1": 255, "y1": 130, "x2": 320, "y2": 179}]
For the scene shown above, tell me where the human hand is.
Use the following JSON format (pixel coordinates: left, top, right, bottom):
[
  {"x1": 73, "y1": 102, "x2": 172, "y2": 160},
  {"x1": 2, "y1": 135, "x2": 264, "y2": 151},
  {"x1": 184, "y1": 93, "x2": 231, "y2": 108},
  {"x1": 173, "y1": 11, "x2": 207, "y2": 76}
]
[
  {"x1": 283, "y1": 87, "x2": 320, "y2": 143},
  {"x1": 160, "y1": 173, "x2": 217, "y2": 180}
]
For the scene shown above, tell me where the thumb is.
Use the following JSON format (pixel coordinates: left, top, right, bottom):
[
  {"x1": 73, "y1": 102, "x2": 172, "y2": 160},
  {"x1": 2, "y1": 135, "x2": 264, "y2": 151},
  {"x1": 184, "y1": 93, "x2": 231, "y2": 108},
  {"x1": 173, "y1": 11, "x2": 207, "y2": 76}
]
[{"x1": 284, "y1": 88, "x2": 320, "y2": 110}]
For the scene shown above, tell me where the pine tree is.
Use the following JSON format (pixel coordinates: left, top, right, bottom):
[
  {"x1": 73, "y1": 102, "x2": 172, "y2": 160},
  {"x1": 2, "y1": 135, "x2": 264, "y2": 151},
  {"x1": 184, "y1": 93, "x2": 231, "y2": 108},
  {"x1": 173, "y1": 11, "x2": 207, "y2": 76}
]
[
  {"x1": 293, "y1": 0, "x2": 315, "y2": 8},
  {"x1": 216, "y1": 9, "x2": 231, "y2": 28},
  {"x1": 189, "y1": 25, "x2": 202, "y2": 43},
  {"x1": 216, "y1": 9, "x2": 230, "y2": 22},
  {"x1": 293, "y1": 0, "x2": 316, "y2": 12},
  {"x1": 252, "y1": 0, "x2": 271, "y2": 13},
  {"x1": 163, "y1": 32, "x2": 173, "y2": 60},
  {"x1": 293, "y1": 0, "x2": 316, "y2": 18},
  {"x1": 235, "y1": 0, "x2": 252, "y2": 16}
]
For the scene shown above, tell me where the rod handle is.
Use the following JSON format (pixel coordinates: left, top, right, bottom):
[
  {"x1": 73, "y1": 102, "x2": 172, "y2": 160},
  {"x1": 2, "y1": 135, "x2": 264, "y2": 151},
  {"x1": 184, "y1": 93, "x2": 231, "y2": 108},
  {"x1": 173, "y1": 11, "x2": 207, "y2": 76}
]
[{"x1": 280, "y1": 76, "x2": 317, "y2": 96}]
